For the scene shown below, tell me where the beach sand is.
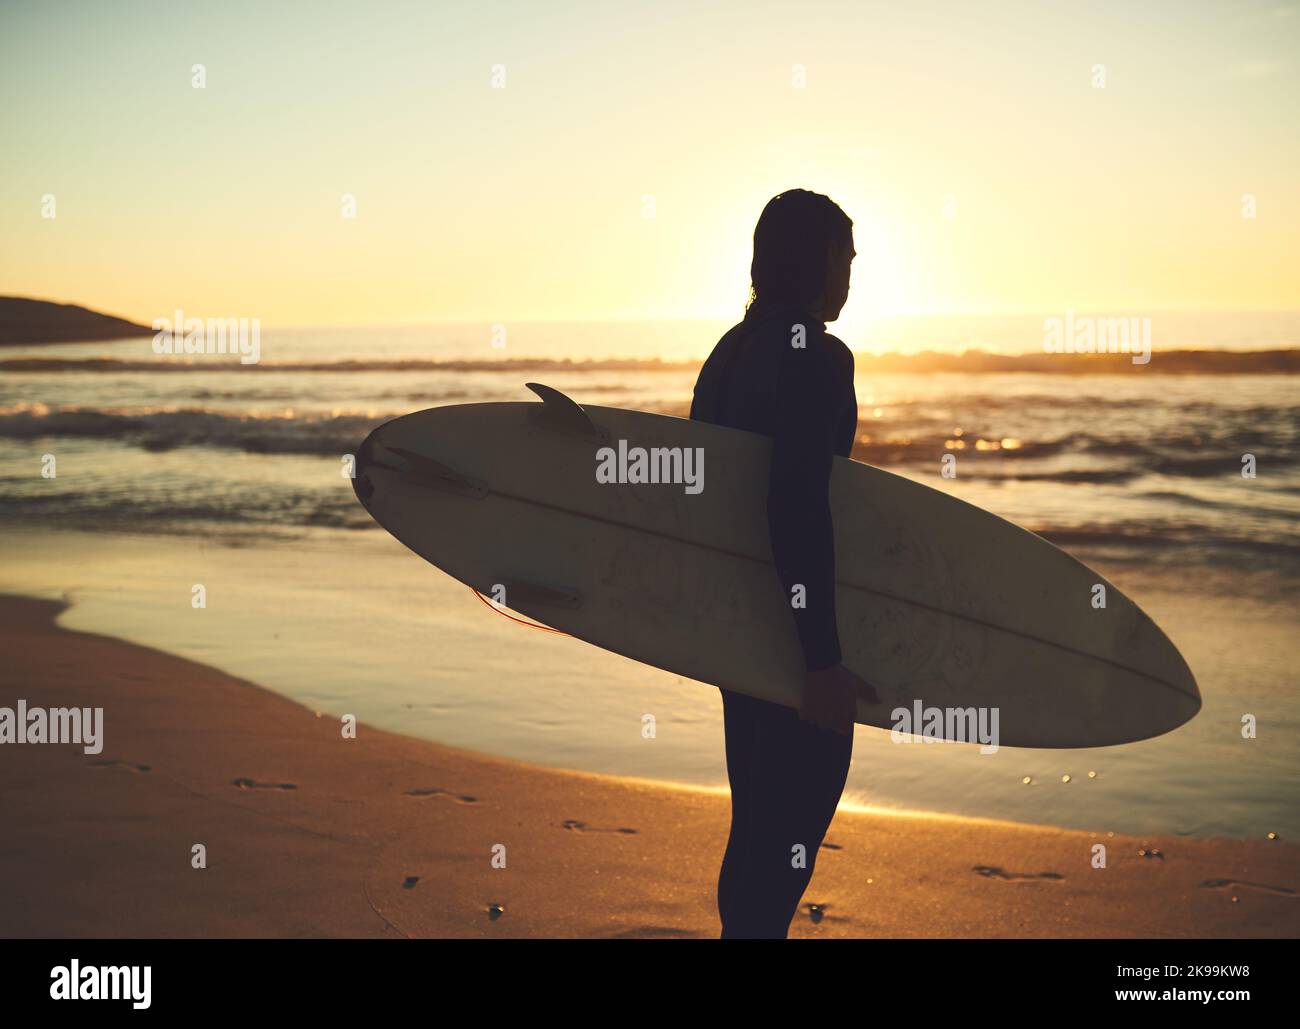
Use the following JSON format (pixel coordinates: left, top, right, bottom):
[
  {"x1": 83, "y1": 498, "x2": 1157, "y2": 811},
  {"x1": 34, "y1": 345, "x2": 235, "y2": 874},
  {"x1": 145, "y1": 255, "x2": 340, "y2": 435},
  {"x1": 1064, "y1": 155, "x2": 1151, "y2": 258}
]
[{"x1": 1, "y1": 593, "x2": 1296, "y2": 939}]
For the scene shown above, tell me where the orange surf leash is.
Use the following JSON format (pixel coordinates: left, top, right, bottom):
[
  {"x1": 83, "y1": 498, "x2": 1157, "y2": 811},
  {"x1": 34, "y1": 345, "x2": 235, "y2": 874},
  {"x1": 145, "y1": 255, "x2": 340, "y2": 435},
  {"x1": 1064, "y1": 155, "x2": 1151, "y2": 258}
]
[{"x1": 468, "y1": 587, "x2": 572, "y2": 637}]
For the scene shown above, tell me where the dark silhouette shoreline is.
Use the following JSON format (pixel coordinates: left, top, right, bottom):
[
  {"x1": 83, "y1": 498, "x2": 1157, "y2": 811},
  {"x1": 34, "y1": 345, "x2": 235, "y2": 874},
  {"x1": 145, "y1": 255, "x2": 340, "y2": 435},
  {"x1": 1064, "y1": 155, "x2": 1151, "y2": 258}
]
[{"x1": 0, "y1": 296, "x2": 152, "y2": 345}]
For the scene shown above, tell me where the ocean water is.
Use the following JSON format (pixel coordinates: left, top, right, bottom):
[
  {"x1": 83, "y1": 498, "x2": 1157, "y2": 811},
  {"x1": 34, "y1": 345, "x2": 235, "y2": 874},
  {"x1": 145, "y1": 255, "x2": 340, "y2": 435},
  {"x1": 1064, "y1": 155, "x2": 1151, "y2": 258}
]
[{"x1": 1, "y1": 320, "x2": 1298, "y2": 841}]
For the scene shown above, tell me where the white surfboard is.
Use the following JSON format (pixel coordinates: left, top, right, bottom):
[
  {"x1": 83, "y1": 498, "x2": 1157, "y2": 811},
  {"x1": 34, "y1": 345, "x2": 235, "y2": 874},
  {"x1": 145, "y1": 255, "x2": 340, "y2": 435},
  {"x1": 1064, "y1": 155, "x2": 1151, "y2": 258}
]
[{"x1": 353, "y1": 384, "x2": 1200, "y2": 748}]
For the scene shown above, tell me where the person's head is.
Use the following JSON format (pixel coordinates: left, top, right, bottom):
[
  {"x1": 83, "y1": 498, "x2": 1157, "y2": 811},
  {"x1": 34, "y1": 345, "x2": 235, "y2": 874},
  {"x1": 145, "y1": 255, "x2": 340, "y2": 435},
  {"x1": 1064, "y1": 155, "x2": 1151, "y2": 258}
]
[{"x1": 748, "y1": 189, "x2": 855, "y2": 322}]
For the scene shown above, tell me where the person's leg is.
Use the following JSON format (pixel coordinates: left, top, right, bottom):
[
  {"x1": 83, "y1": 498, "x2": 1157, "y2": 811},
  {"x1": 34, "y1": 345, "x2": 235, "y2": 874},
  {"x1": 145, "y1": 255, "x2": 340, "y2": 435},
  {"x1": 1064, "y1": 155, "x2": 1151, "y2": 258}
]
[
  {"x1": 723, "y1": 695, "x2": 853, "y2": 939},
  {"x1": 717, "y1": 687, "x2": 759, "y2": 935}
]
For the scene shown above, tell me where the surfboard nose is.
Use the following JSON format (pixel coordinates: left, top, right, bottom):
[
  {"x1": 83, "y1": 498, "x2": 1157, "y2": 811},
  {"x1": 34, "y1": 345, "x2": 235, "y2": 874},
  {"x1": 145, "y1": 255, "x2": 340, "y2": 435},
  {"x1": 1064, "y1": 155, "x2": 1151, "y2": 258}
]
[{"x1": 1114, "y1": 610, "x2": 1202, "y2": 743}]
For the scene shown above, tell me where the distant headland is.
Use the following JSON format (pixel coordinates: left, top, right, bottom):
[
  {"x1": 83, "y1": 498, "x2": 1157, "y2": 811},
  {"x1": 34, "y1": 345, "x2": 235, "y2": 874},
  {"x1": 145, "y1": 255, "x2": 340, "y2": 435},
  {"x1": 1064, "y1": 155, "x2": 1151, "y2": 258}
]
[{"x1": 0, "y1": 296, "x2": 153, "y2": 345}]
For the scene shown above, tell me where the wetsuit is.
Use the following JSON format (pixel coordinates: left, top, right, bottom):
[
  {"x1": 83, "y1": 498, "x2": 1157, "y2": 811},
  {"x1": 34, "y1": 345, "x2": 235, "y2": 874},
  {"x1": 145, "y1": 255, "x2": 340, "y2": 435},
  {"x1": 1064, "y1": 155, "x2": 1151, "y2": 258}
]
[{"x1": 690, "y1": 300, "x2": 858, "y2": 939}]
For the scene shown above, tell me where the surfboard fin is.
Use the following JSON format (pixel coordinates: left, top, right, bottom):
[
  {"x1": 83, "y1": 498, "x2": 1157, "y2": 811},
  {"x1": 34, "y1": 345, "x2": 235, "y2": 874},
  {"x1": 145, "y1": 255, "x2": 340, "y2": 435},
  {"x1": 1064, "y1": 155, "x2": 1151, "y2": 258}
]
[
  {"x1": 525, "y1": 382, "x2": 608, "y2": 441},
  {"x1": 379, "y1": 445, "x2": 488, "y2": 499}
]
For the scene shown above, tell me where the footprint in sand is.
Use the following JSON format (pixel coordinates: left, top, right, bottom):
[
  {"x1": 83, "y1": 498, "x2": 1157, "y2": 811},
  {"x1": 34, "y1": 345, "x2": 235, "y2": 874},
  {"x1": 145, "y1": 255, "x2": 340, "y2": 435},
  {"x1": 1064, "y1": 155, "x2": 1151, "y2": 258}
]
[
  {"x1": 405, "y1": 788, "x2": 478, "y2": 804},
  {"x1": 561, "y1": 819, "x2": 638, "y2": 835},
  {"x1": 89, "y1": 759, "x2": 151, "y2": 773},
  {"x1": 231, "y1": 777, "x2": 297, "y2": 791},
  {"x1": 973, "y1": 865, "x2": 1065, "y2": 882},
  {"x1": 802, "y1": 902, "x2": 851, "y2": 926},
  {"x1": 1199, "y1": 878, "x2": 1295, "y2": 897}
]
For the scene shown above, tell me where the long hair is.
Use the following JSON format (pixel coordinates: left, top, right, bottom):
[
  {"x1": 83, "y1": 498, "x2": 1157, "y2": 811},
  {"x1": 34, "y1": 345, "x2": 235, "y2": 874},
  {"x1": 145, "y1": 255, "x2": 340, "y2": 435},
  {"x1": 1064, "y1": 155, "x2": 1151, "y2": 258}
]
[{"x1": 746, "y1": 189, "x2": 853, "y2": 315}]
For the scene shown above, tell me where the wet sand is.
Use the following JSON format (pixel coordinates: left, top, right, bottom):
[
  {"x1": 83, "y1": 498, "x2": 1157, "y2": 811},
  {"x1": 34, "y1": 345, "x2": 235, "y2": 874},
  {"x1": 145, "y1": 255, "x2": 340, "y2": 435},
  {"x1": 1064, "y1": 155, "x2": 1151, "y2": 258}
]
[{"x1": 0, "y1": 593, "x2": 1296, "y2": 939}]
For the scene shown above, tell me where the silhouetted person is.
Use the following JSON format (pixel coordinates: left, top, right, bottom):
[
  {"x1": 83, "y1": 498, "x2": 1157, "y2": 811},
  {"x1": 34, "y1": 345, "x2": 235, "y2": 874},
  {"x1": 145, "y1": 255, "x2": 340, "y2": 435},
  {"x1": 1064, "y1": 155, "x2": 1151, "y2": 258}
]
[{"x1": 691, "y1": 189, "x2": 878, "y2": 939}]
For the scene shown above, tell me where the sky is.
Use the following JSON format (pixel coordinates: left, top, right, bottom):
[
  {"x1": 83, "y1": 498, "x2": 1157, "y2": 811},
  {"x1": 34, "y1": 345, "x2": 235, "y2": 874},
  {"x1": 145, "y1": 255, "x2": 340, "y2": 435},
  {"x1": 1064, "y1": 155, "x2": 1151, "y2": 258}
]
[{"x1": 1, "y1": 0, "x2": 1297, "y2": 328}]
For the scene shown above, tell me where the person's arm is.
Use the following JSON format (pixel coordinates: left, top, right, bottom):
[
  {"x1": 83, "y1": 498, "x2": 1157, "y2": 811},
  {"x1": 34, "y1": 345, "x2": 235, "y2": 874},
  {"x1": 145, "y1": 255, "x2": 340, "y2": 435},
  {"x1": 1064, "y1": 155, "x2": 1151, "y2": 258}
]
[
  {"x1": 767, "y1": 341, "x2": 846, "y2": 672},
  {"x1": 768, "y1": 339, "x2": 878, "y2": 734}
]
